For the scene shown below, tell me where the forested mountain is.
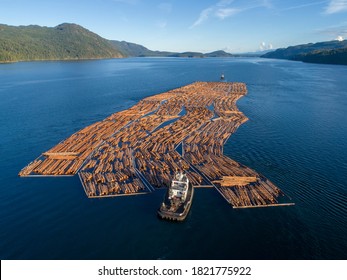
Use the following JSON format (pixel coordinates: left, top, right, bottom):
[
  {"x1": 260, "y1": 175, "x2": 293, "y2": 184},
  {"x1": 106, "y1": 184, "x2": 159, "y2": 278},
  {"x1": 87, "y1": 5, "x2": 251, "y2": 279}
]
[
  {"x1": 110, "y1": 41, "x2": 235, "y2": 58},
  {"x1": 110, "y1": 40, "x2": 174, "y2": 57},
  {"x1": 0, "y1": 23, "x2": 237, "y2": 63},
  {"x1": 205, "y1": 50, "x2": 234, "y2": 57},
  {"x1": 0, "y1": 23, "x2": 278, "y2": 62},
  {"x1": 4, "y1": 22, "x2": 347, "y2": 65},
  {"x1": 0, "y1": 23, "x2": 124, "y2": 62},
  {"x1": 262, "y1": 40, "x2": 347, "y2": 65}
]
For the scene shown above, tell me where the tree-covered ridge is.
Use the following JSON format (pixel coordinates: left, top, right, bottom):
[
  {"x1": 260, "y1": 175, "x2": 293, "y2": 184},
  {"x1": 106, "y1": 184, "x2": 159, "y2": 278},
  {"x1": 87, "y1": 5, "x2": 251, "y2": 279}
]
[
  {"x1": 0, "y1": 23, "x2": 124, "y2": 62},
  {"x1": 0, "y1": 23, "x2": 239, "y2": 62},
  {"x1": 262, "y1": 40, "x2": 347, "y2": 65},
  {"x1": 110, "y1": 40, "x2": 235, "y2": 58},
  {"x1": 295, "y1": 48, "x2": 347, "y2": 65},
  {"x1": 110, "y1": 40, "x2": 174, "y2": 57}
]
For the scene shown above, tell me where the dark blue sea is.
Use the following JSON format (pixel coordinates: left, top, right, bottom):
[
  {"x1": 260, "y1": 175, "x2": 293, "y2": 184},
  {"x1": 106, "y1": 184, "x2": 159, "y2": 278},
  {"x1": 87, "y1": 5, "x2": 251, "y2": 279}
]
[{"x1": 1, "y1": 57, "x2": 347, "y2": 260}]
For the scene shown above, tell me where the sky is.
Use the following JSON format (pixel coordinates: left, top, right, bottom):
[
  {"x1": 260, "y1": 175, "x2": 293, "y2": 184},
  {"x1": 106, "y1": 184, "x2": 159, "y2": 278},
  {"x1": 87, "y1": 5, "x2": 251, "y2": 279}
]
[{"x1": 1, "y1": 0, "x2": 347, "y2": 52}]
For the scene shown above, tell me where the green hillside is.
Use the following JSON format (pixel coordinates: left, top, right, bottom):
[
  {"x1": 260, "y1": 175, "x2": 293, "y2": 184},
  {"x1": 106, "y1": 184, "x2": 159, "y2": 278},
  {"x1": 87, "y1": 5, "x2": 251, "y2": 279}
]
[
  {"x1": 110, "y1": 40, "x2": 153, "y2": 57},
  {"x1": 0, "y1": 23, "x2": 124, "y2": 62}
]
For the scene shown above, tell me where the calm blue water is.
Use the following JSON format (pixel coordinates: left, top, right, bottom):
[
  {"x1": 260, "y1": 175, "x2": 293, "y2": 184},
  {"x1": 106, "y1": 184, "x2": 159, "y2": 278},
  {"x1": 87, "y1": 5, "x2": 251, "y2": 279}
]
[{"x1": 1, "y1": 57, "x2": 347, "y2": 259}]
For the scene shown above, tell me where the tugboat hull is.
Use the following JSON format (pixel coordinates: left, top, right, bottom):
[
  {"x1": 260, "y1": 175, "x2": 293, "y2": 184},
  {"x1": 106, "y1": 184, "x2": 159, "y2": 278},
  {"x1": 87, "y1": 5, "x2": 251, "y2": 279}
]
[{"x1": 158, "y1": 182, "x2": 194, "y2": 222}]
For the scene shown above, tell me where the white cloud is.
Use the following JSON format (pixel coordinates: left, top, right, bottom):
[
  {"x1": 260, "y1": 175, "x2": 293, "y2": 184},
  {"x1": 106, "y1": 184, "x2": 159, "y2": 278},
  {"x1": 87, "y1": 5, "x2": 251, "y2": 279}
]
[
  {"x1": 216, "y1": 8, "x2": 240, "y2": 19},
  {"x1": 191, "y1": 0, "x2": 235, "y2": 28},
  {"x1": 223, "y1": 46, "x2": 234, "y2": 52},
  {"x1": 325, "y1": 0, "x2": 347, "y2": 14},
  {"x1": 259, "y1": 41, "x2": 273, "y2": 51},
  {"x1": 190, "y1": 0, "x2": 270, "y2": 28},
  {"x1": 191, "y1": 7, "x2": 214, "y2": 28},
  {"x1": 281, "y1": 1, "x2": 326, "y2": 11},
  {"x1": 216, "y1": 0, "x2": 235, "y2": 7},
  {"x1": 260, "y1": 42, "x2": 266, "y2": 50}
]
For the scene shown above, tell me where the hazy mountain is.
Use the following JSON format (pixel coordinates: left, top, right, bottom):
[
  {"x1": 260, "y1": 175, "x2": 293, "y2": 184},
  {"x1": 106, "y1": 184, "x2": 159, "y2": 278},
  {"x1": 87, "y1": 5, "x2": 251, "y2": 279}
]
[
  {"x1": 236, "y1": 49, "x2": 275, "y2": 57},
  {"x1": 110, "y1": 43, "x2": 235, "y2": 58},
  {"x1": 205, "y1": 50, "x2": 234, "y2": 57},
  {"x1": 0, "y1": 23, "x2": 124, "y2": 62},
  {"x1": 110, "y1": 40, "x2": 174, "y2": 57},
  {"x1": 168, "y1": 51, "x2": 205, "y2": 58}
]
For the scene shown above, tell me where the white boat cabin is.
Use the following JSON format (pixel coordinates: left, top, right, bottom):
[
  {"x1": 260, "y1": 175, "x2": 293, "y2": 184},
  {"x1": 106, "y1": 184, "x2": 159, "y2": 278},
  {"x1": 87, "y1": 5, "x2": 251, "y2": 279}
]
[{"x1": 169, "y1": 172, "x2": 189, "y2": 201}]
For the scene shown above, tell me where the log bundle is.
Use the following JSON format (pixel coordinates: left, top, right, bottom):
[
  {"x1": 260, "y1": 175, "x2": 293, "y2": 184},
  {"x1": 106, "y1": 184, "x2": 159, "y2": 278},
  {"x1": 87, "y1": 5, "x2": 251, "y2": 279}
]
[{"x1": 20, "y1": 81, "x2": 287, "y2": 208}]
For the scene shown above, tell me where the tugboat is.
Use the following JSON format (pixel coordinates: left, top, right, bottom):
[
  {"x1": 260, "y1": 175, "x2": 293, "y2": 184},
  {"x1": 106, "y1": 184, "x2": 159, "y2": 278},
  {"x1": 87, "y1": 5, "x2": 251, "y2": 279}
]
[{"x1": 158, "y1": 171, "x2": 194, "y2": 221}]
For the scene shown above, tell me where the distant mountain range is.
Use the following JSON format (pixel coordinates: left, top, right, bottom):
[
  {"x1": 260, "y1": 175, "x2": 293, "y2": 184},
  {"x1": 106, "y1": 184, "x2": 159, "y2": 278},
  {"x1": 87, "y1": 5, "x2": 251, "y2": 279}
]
[
  {"x1": 262, "y1": 40, "x2": 347, "y2": 65},
  {"x1": 108, "y1": 41, "x2": 234, "y2": 58},
  {"x1": 0, "y1": 23, "x2": 235, "y2": 63},
  {"x1": 1, "y1": 23, "x2": 346, "y2": 65},
  {"x1": 110, "y1": 40, "x2": 173, "y2": 57}
]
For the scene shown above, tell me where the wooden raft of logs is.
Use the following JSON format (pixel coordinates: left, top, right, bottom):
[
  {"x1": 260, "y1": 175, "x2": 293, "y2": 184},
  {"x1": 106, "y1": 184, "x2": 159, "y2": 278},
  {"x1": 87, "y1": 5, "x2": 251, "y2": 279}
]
[{"x1": 20, "y1": 81, "x2": 290, "y2": 209}]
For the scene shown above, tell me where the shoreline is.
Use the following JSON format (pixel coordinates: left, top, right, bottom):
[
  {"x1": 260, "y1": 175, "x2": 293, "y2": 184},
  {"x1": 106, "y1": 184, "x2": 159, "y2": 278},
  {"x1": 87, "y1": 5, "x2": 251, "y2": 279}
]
[{"x1": 0, "y1": 55, "x2": 124, "y2": 64}]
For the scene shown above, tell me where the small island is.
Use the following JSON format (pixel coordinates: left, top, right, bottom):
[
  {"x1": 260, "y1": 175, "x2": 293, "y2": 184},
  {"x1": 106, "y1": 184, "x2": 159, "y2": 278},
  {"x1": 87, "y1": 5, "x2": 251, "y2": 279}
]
[{"x1": 19, "y1": 82, "x2": 294, "y2": 209}]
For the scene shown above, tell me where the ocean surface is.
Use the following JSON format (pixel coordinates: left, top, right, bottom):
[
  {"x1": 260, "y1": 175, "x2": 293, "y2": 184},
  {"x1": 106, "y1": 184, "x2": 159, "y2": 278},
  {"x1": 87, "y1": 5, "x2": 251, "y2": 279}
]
[{"x1": 1, "y1": 57, "x2": 347, "y2": 260}]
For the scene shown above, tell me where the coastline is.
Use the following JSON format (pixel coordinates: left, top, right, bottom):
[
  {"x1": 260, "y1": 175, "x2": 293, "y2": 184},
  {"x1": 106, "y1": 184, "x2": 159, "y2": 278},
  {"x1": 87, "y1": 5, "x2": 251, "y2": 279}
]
[{"x1": 0, "y1": 55, "x2": 124, "y2": 64}]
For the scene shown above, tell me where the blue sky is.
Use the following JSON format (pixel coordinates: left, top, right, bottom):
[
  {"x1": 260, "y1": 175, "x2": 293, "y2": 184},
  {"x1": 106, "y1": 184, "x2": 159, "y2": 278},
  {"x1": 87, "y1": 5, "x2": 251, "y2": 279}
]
[{"x1": 1, "y1": 0, "x2": 347, "y2": 52}]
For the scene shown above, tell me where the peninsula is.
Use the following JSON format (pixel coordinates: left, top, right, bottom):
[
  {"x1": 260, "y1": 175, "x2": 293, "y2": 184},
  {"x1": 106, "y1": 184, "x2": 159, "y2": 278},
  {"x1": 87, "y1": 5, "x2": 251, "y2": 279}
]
[{"x1": 19, "y1": 82, "x2": 293, "y2": 209}]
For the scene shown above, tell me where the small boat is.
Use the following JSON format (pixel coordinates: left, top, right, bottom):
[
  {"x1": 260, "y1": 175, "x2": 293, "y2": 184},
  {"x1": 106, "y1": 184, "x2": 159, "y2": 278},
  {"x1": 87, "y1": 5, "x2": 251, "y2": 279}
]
[
  {"x1": 158, "y1": 171, "x2": 194, "y2": 221},
  {"x1": 220, "y1": 73, "x2": 225, "y2": 80}
]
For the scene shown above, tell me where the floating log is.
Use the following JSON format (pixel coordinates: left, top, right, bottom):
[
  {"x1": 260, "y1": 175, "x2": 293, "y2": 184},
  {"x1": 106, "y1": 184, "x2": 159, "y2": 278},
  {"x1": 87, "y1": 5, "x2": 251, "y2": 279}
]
[
  {"x1": 213, "y1": 176, "x2": 258, "y2": 187},
  {"x1": 19, "y1": 81, "x2": 290, "y2": 209}
]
